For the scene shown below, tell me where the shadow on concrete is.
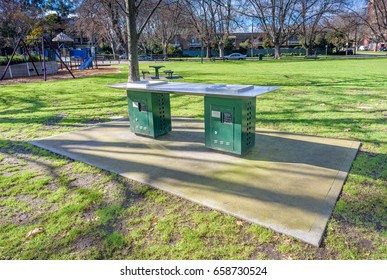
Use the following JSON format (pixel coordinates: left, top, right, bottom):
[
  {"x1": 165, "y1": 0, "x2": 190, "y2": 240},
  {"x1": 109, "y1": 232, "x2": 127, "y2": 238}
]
[
  {"x1": 29, "y1": 119, "x2": 359, "y2": 245},
  {"x1": 31, "y1": 118, "x2": 361, "y2": 245}
]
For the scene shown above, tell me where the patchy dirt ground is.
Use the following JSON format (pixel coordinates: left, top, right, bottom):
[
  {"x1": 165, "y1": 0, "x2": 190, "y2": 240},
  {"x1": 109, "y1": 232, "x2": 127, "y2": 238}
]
[{"x1": 0, "y1": 65, "x2": 121, "y2": 85}]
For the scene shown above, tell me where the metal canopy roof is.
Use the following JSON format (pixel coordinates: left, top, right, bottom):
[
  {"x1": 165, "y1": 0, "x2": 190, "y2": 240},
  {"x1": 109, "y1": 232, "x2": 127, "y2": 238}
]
[{"x1": 52, "y1": 32, "x2": 74, "y2": 42}]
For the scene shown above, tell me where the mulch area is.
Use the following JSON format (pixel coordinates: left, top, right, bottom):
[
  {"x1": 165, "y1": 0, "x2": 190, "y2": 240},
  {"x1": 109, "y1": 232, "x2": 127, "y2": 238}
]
[{"x1": 0, "y1": 65, "x2": 121, "y2": 85}]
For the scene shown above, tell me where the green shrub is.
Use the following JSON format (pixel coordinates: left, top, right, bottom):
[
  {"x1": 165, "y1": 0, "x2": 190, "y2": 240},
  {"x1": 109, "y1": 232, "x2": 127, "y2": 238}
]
[{"x1": 0, "y1": 55, "x2": 42, "y2": 66}]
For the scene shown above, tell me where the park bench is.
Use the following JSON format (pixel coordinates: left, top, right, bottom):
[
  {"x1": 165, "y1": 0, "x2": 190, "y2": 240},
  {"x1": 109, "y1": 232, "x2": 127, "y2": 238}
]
[
  {"x1": 163, "y1": 70, "x2": 174, "y2": 78},
  {"x1": 141, "y1": 70, "x2": 150, "y2": 79},
  {"x1": 304, "y1": 55, "x2": 319, "y2": 59},
  {"x1": 96, "y1": 55, "x2": 105, "y2": 61},
  {"x1": 163, "y1": 69, "x2": 182, "y2": 79}
]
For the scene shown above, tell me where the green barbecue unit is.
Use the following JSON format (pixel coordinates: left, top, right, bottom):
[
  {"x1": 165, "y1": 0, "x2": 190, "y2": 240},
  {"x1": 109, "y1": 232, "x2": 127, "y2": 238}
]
[
  {"x1": 108, "y1": 81, "x2": 279, "y2": 156},
  {"x1": 204, "y1": 95, "x2": 256, "y2": 155},
  {"x1": 127, "y1": 90, "x2": 171, "y2": 138}
]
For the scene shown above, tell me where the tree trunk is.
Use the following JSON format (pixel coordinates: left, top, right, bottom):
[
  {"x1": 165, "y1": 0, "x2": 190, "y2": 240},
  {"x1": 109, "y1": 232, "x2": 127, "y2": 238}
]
[
  {"x1": 306, "y1": 46, "x2": 313, "y2": 56},
  {"x1": 218, "y1": 41, "x2": 225, "y2": 57},
  {"x1": 274, "y1": 43, "x2": 281, "y2": 59},
  {"x1": 162, "y1": 42, "x2": 168, "y2": 60},
  {"x1": 126, "y1": 1, "x2": 140, "y2": 82},
  {"x1": 305, "y1": 47, "x2": 309, "y2": 56},
  {"x1": 111, "y1": 42, "x2": 116, "y2": 59},
  {"x1": 206, "y1": 45, "x2": 211, "y2": 58}
]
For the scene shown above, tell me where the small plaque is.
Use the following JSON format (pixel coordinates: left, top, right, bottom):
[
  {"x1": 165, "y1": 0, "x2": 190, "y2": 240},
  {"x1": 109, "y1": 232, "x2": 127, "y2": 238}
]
[
  {"x1": 212, "y1": 110, "x2": 221, "y2": 118},
  {"x1": 140, "y1": 102, "x2": 147, "y2": 112},
  {"x1": 132, "y1": 102, "x2": 138, "y2": 108},
  {"x1": 223, "y1": 112, "x2": 233, "y2": 124}
]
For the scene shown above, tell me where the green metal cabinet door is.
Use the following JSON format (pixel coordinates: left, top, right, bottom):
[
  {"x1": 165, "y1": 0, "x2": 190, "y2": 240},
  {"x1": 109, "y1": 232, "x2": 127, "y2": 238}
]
[
  {"x1": 130, "y1": 98, "x2": 150, "y2": 135},
  {"x1": 210, "y1": 104, "x2": 235, "y2": 151}
]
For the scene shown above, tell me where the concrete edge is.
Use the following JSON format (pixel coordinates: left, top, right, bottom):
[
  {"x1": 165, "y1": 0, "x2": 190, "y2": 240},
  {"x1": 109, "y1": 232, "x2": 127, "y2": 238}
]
[{"x1": 308, "y1": 140, "x2": 361, "y2": 246}]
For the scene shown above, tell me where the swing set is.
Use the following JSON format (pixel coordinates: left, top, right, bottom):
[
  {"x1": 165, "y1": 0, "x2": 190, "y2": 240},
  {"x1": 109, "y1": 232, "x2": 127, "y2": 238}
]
[{"x1": 0, "y1": 36, "x2": 75, "y2": 81}]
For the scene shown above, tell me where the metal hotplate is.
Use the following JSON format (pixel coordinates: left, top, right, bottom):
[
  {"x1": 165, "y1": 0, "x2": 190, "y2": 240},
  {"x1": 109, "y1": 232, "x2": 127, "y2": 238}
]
[
  {"x1": 119, "y1": 80, "x2": 168, "y2": 88},
  {"x1": 108, "y1": 81, "x2": 280, "y2": 98}
]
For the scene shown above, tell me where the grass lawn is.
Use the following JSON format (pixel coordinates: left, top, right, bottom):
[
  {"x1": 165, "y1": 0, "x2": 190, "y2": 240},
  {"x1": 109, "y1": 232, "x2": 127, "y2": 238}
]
[{"x1": 0, "y1": 58, "x2": 386, "y2": 260}]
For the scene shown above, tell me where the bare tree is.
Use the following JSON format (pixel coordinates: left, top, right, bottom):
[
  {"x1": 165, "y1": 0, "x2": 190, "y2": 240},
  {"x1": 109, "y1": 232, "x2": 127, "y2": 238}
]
[
  {"x1": 343, "y1": 12, "x2": 364, "y2": 54},
  {"x1": 243, "y1": 0, "x2": 302, "y2": 59},
  {"x1": 73, "y1": 0, "x2": 127, "y2": 57},
  {"x1": 204, "y1": 0, "x2": 232, "y2": 57},
  {"x1": 153, "y1": 0, "x2": 187, "y2": 59},
  {"x1": 207, "y1": 0, "x2": 235, "y2": 58},
  {"x1": 103, "y1": 0, "x2": 128, "y2": 56},
  {"x1": 184, "y1": 0, "x2": 215, "y2": 58},
  {"x1": 298, "y1": 0, "x2": 347, "y2": 56},
  {"x1": 325, "y1": 11, "x2": 362, "y2": 54},
  {"x1": 0, "y1": 0, "x2": 41, "y2": 50},
  {"x1": 71, "y1": 2, "x2": 104, "y2": 49},
  {"x1": 138, "y1": 16, "x2": 158, "y2": 56}
]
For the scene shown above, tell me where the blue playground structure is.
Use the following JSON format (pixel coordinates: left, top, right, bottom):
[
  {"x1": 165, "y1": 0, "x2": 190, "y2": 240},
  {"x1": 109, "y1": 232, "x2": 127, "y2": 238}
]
[
  {"x1": 70, "y1": 48, "x2": 93, "y2": 70},
  {"x1": 79, "y1": 56, "x2": 93, "y2": 70}
]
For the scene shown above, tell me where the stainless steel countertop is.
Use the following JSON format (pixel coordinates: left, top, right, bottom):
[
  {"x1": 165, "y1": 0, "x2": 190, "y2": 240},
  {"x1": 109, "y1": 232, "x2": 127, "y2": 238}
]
[{"x1": 107, "y1": 81, "x2": 280, "y2": 98}]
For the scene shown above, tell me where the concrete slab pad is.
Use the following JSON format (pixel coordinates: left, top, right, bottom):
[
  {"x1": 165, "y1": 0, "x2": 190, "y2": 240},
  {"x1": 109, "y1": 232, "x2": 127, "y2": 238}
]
[{"x1": 31, "y1": 118, "x2": 360, "y2": 246}]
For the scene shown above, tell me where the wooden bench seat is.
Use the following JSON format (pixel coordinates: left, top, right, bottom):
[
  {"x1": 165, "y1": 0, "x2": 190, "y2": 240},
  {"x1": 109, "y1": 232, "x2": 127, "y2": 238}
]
[
  {"x1": 163, "y1": 70, "x2": 174, "y2": 78},
  {"x1": 141, "y1": 70, "x2": 150, "y2": 79}
]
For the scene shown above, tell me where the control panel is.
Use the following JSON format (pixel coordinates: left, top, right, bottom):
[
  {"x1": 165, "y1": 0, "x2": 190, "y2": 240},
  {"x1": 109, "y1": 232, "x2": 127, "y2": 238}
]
[
  {"x1": 205, "y1": 96, "x2": 256, "y2": 155},
  {"x1": 127, "y1": 90, "x2": 171, "y2": 138},
  {"x1": 130, "y1": 98, "x2": 150, "y2": 135},
  {"x1": 210, "y1": 105, "x2": 235, "y2": 150}
]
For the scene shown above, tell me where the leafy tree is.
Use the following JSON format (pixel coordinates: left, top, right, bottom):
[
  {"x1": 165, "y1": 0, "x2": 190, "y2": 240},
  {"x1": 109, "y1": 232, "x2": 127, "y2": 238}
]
[
  {"x1": 224, "y1": 38, "x2": 234, "y2": 52},
  {"x1": 27, "y1": 26, "x2": 43, "y2": 39},
  {"x1": 239, "y1": 39, "x2": 250, "y2": 49},
  {"x1": 239, "y1": 39, "x2": 249, "y2": 54},
  {"x1": 45, "y1": 13, "x2": 60, "y2": 25},
  {"x1": 44, "y1": 13, "x2": 61, "y2": 36},
  {"x1": 44, "y1": 0, "x2": 79, "y2": 17},
  {"x1": 262, "y1": 38, "x2": 272, "y2": 49}
]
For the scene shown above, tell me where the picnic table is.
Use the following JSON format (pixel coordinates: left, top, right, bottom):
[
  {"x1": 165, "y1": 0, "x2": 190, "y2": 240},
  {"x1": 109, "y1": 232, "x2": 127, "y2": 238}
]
[{"x1": 149, "y1": 65, "x2": 165, "y2": 79}]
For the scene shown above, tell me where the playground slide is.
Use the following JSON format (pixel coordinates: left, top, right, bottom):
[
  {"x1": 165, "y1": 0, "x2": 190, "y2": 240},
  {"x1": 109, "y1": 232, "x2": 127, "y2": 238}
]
[{"x1": 79, "y1": 56, "x2": 93, "y2": 70}]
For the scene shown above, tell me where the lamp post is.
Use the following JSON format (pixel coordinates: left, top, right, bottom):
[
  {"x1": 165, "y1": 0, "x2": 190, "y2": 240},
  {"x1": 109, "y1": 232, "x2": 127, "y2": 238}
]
[
  {"x1": 251, "y1": 19, "x2": 254, "y2": 57},
  {"x1": 325, "y1": 45, "x2": 328, "y2": 56},
  {"x1": 201, "y1": 41, "x2": 204, "y2": 64},
  {"x1": 200, "y1": 14, "x2": 205, "y2": 64}
]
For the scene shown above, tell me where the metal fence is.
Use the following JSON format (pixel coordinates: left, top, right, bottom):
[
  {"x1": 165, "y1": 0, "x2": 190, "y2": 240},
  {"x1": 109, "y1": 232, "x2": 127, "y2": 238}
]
[{"x1": 182, "y1": 48, "x2": 306, "y2": 57}]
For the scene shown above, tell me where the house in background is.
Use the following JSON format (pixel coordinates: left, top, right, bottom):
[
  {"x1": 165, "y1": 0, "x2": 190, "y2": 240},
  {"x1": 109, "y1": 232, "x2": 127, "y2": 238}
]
[
  {"x1": 172, "y1": 32, "x2": 301, "y2": 57},
  {"x1": 363, "y1": 0, "x2": 386, "y2": 51}
]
